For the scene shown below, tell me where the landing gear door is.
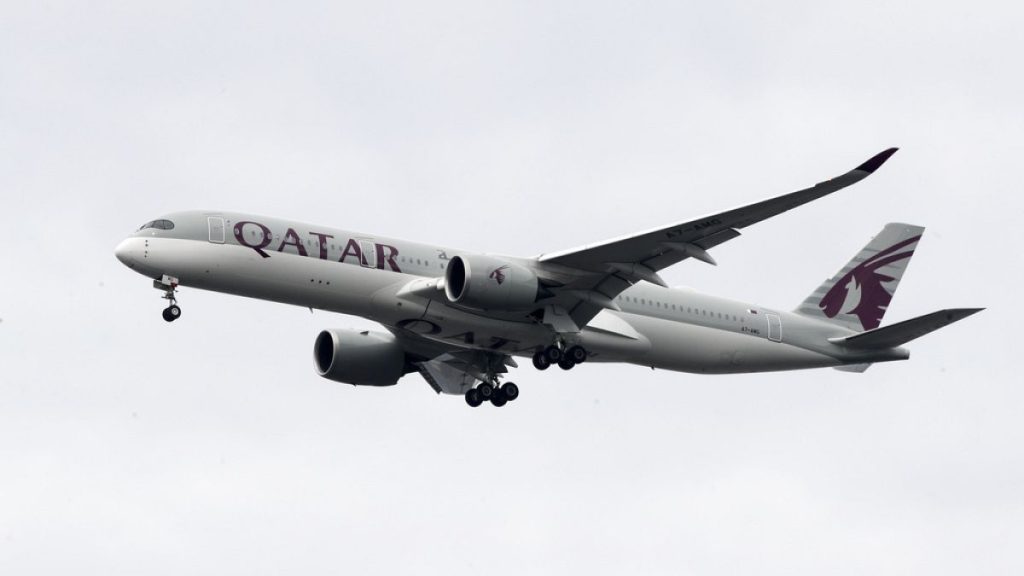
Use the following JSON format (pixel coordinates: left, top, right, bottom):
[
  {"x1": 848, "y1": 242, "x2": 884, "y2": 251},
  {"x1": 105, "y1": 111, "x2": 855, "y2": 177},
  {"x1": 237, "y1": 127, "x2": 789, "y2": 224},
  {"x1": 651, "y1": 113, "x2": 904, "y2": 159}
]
[
  {"x1": 766, "y1": 313, "x2": 783, "y2": 343},
  {"x1": 208, "y1": 217, "x2": 225, "y2": 244}
]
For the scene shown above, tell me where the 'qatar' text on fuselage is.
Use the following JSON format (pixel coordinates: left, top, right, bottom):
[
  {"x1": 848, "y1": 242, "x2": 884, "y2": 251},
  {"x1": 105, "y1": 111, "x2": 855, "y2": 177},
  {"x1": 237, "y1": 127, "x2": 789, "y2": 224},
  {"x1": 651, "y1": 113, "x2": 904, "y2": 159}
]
[{"x1": 233, "y1": 220, "x2": 402, "y2": 272}]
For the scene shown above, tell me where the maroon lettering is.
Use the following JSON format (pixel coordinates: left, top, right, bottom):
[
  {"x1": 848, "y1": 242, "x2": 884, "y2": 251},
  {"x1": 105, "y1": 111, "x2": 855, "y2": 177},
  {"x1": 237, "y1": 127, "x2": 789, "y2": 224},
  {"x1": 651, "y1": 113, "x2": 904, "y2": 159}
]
[
  {"x1": 278, "y1": 228, "x2": 308, "y2": 257},
  {"x1": 339, "y1": 238, "x2": 363, "y2": 265},
  {"x1": 376, "y1": 243, "x2": 401, "y2": 272},
  {"x1": 234, "y1": 221, "x2": 273, "y2": 258},
  {"x1": 234, "y1": 221, "x2": 404, "y2": 273},
  {"x1": 310, "y1": 232, "x2": 334, "y2": 260}
]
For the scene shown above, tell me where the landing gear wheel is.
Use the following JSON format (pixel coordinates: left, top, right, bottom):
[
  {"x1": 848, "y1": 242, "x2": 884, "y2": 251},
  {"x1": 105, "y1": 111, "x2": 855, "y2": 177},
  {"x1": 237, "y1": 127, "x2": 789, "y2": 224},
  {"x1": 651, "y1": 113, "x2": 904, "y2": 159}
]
[
  {"x1": 465, "y1": 388, "x2": 483, "y2": 407},
  {"x1": 543, "y1": 345, "x2": 562, "y2": 363},
  {"x1": 162, "y1": 305, "x2": 181, "y2": 322},
  {"x1": 566, "y1": 345, "x2": 587, "y2": 364},
  {"x1": 477, "y1": 383, "x2": 494, "y2": 399},
  {"x1": 532, "y1": 352, "x2": 551, "y2": 371},
  {"x1": 490, "y1": 394, "x2": 507, "y2": 407},
  {"x1": 500, "y1": 382, "x2": 519, "y2": 401},
  {"x1": 558, "y1": 357, "x2": 576, "y2": 371}
]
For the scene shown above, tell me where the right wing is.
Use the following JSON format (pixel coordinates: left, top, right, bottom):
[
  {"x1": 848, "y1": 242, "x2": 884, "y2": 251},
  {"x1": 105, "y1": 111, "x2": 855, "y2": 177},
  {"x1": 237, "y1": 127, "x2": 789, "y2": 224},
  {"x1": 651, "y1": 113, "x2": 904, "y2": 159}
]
[
  {"x1": 389, "y1": 327, "x2": 515, "y2": 395},
  {"x1": 535, "y1": 148, "x2": 900, "y2": 329}
]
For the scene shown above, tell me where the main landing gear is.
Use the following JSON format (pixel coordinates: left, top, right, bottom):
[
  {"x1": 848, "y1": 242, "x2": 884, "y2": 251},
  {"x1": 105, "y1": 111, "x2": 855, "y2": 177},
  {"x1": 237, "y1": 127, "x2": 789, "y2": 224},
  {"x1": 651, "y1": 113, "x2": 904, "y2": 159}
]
[
  {"x1": 155, "y1": 275, "x2": 182, "y2": 323},
  {"x1": 464, "y1": 380, "x2": 519, "y2": 408},
  {"x1": 532, "y1": 344, "x2": 587, "y2": 371}
]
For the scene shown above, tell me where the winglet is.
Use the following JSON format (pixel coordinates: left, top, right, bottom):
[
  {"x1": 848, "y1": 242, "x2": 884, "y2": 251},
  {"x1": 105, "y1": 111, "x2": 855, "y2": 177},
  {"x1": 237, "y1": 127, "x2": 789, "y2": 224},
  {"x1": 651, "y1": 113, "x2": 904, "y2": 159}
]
[{"x1": 855, "y1": 147, "x2": 899, "y2": 174}]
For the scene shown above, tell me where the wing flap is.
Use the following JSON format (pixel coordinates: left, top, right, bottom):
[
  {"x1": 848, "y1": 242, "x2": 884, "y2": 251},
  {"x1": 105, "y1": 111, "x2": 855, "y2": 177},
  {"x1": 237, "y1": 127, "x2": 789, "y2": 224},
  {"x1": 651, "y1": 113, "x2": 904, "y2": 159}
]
[
  {"x1": 389, "y1": 327, "x2": 516, "y2": 396},
  {"x1": 416, "y1": 355, "x2": 483, "y2": 395}
]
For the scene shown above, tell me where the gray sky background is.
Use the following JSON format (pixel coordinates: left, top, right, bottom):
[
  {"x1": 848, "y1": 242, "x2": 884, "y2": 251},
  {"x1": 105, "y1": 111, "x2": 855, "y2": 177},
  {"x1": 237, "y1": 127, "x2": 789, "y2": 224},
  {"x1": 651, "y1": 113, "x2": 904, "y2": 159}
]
[{"x1": 1, "y1": 1, "x2": 1021, "y2": 574}]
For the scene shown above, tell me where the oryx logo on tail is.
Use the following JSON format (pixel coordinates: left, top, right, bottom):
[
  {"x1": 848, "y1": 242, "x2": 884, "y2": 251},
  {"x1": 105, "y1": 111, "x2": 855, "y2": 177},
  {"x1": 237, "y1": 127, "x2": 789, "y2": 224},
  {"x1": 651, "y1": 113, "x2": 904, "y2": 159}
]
[{"x1": 818, "y1": 235, "x2": 921, "y2": 330}]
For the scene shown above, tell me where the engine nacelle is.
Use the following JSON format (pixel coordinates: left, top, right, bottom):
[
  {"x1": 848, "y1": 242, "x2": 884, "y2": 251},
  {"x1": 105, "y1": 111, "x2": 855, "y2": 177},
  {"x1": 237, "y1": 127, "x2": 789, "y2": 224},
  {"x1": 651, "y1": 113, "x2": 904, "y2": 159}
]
[
  {"x1": 313, "y1": 329, "x2": 406, "y2": 386},
  {"x1": 444, "y1": 254, "x2": 540, "y2": 311}
]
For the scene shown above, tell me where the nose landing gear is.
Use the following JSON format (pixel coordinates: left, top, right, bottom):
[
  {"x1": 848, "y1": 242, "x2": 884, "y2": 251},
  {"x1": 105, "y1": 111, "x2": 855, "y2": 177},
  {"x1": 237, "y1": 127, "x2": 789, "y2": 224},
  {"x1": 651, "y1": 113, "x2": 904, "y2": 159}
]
[{"x1": 155, "y1": 275, "x2": 181, "y2": 323}]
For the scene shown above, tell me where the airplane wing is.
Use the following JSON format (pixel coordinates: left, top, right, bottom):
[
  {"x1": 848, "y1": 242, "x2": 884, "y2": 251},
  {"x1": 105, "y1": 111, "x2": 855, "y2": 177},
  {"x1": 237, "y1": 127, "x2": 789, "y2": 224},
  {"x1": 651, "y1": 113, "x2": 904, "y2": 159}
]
[
  {"x1": 389, "y1": 327, "x2": 516, "y2": 395},
  {"x1": 535, "y1": 148, "x2": 899, "y2": 328},
  {"x1": 416, "y1": 353, "x2": 509, "y2": 395}
]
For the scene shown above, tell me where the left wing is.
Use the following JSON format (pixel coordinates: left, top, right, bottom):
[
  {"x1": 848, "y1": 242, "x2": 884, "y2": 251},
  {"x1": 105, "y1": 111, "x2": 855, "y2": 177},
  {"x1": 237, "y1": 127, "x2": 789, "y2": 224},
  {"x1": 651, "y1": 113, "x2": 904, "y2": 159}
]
[{"x1": 535, "y1": 148, "x2": 899, "y2": 328}]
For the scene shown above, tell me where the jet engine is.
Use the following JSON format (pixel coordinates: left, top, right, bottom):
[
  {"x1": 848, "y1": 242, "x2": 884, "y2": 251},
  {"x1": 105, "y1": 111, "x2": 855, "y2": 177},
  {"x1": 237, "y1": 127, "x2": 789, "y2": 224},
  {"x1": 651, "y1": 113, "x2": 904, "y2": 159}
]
[
  {"x1": 313, "y1": 329, "x2": 407, "y2": 386},
  {"x1": 444, "y1": 254, "x2": 540, "y2": 311}
]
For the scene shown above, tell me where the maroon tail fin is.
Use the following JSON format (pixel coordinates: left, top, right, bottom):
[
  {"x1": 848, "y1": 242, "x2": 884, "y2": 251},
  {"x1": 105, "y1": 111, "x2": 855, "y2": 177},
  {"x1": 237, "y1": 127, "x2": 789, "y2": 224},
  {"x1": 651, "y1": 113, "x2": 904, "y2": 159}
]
[{"x1": 795, "y1": 223, "x2": 923, "y2": 332}]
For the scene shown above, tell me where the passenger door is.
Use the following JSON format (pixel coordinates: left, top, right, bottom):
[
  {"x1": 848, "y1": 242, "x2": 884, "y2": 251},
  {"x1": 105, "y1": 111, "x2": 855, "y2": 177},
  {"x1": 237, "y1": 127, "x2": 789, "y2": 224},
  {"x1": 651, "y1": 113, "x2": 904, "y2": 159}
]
[
  {"x1": 208, "y1": 217, "x2": 225, "y2": 244},
  {"x1": 766, "y1": 313, "x2": 782, "y2": 343}
]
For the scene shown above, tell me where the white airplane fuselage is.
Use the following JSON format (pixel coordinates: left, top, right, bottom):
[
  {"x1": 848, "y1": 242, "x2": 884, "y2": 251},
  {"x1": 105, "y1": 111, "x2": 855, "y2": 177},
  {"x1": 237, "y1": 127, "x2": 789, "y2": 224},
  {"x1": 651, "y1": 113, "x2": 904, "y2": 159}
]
[{"x1": 115, "y1": 211, "x2": 903, "y2": 377}]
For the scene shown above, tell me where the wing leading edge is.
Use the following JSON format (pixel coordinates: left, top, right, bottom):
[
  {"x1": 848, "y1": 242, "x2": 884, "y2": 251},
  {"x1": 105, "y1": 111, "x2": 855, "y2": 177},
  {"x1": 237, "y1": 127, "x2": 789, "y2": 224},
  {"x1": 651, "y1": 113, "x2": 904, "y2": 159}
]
[{"x1": 535, "y1": 148, "x2": 900, "y2": 329}]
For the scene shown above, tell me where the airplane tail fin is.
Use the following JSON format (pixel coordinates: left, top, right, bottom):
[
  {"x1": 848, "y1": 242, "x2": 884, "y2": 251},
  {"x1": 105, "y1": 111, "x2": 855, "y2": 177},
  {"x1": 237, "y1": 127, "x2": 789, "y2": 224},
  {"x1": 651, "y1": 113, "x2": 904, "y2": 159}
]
[{"x1": 795, "y1": 223, "x2": 924, "y2": 331}]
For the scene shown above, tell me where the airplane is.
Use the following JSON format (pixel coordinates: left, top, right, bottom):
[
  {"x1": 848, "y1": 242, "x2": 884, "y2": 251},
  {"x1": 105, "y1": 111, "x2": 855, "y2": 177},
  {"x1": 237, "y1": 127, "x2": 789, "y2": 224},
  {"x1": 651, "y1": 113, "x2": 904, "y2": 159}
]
[{"x1": 114, "y1": 148, "x2": 982, "y2": 407}]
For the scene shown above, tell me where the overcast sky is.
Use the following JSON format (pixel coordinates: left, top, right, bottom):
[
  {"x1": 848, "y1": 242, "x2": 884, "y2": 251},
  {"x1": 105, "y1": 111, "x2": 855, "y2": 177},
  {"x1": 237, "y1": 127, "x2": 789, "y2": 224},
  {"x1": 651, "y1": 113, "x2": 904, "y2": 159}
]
[{"x1": 1, "y1": 1, "x2": 1021, "y2": 574}]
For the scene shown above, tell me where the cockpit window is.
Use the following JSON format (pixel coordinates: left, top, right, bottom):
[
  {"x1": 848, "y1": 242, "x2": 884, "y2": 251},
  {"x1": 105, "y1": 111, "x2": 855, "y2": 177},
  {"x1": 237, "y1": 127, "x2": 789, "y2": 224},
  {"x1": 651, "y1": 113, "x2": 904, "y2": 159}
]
[{"x1": 137, "y1": 219, "x2": 175, "y2": 231}]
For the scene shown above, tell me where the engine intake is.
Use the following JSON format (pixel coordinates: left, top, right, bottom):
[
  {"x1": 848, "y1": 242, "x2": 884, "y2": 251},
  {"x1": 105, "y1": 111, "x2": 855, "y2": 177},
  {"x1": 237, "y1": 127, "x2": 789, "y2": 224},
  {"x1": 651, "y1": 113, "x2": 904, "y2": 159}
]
[
  {"x1": 444, "y1": 254, "x2": 540, "y2": 311},
  {"x1": 313, "y1": 329, "x2": 406, "y2": 386}
]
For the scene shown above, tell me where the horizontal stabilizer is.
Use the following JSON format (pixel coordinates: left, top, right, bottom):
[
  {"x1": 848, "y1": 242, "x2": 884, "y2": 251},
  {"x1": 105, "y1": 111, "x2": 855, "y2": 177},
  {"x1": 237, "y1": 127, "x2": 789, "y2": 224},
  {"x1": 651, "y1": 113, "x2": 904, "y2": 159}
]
[{"x1": 829, "y1": 308, "x2": 984, "y2": 350}]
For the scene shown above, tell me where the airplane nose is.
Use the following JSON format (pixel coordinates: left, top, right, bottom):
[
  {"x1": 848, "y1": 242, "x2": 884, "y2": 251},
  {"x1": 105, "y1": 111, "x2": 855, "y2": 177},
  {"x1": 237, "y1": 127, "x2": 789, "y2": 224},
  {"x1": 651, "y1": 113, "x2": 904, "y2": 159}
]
[{"x1": 115, "y1": 238, "x2": 137, "y2": 267}]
